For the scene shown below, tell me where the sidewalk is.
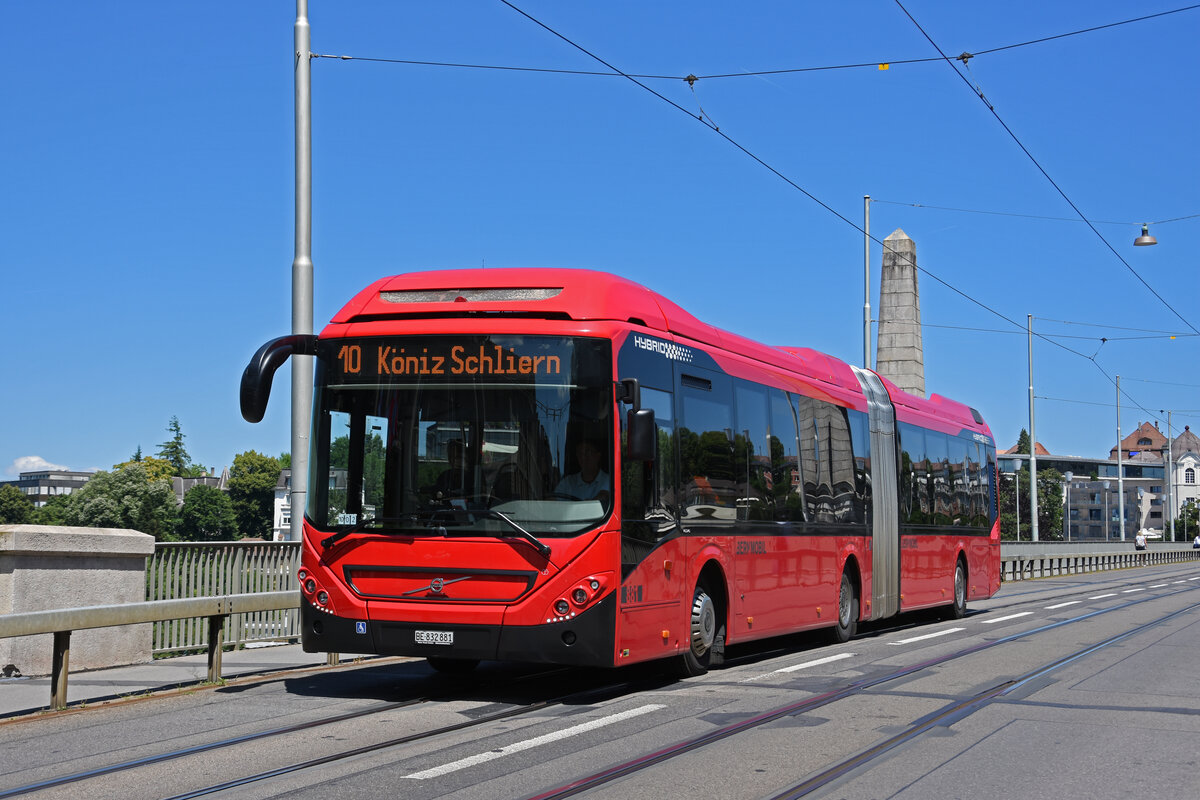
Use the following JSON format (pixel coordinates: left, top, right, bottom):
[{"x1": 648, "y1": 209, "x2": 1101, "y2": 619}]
[{"x1": 0, "y1": 642, "x2": 355, "y2": 720}]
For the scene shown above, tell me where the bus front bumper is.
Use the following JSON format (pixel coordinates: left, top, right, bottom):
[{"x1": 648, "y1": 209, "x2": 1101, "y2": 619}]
[{"x1": 300, "y1": 593, "x2": 616, "y2": 667}]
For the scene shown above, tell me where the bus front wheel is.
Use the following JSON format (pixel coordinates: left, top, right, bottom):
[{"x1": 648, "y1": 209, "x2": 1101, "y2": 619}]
[{"x1": 676, "y1": 583, "x2": 725, "y2": 677}]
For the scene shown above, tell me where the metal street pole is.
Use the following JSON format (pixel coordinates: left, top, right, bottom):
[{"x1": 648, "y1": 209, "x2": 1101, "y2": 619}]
[
  {"x1": 1103, "y1": 480, "x2": 1110, "y2": 541},
  {"x1": 1117, "y1": 375, "x2": 1125, "y2": 541},
  {"x1": 1028, "y1": 315, "x2": 1039, "y2": 541},
  {"x1": 290, "y1": 0, "x2": 314, "y2": 542},
  {"x1": 864, "y1": 195, "x2": 871, "y2": 370},
  {"x1": 1064, "y1": 471, "x2": 1073, "y2": 540},
  {"x1": 1166, "y1": 410, "x2": 1173, "y2": 540},
  {"x1": 1015, "y1": 468, "x2": 1020, "y2": 540}
]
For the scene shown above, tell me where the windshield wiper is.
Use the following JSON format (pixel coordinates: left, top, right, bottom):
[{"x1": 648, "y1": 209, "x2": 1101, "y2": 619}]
[
  {"x1": 479, "y1": 510, "x2": 553, "y2": 560},
  {"x1": 321, "y1": 510, "x2": 552, "y2": 560}
]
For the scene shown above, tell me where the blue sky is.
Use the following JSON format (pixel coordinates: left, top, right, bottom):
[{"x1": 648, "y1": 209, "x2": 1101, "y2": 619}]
[{"x1": 3, "y1": 1, "x2": 1197, "y2": 477}]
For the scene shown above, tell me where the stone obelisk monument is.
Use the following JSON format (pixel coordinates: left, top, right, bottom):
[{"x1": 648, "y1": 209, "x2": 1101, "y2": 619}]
[{"x1": 875, "y1": 229, "x2": 925, "y2": 397}]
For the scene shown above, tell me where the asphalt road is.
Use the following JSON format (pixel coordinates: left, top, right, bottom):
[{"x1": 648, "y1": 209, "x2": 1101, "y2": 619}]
[{"x1": 3, "y1": 563, "x2": 1199, "y2": 800}]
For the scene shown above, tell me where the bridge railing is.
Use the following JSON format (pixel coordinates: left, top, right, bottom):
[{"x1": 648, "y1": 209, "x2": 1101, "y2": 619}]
[
  {"x1": 1000, "y1": 541, "x2": 1199, "y2": 581},
  {"x1": 146, "y1": 542, "x2": 301, "y2": 654},
  {"x1": 0, "y1": 591, "x2": 296, "y2": 710}
]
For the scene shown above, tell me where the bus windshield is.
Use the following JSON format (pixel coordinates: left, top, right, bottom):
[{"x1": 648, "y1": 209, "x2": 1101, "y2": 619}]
[{"x1": 306, "y1": 334, "x2": 614, "y2": 538}]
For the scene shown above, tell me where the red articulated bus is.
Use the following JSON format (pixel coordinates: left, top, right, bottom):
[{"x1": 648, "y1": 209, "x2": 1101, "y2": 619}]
[{"x1": 241, "y1": 269, "x2": 1000, "y2": 676}]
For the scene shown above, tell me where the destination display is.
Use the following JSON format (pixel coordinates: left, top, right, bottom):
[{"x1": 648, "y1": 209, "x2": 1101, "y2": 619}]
[{"x1": 321, "y1": 335, "x2": 606, "y2": 385}]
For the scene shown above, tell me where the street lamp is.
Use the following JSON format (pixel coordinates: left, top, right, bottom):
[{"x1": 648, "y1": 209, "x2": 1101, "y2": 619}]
[
  {"x1": 1064, "y1": 471, "x2": 1074, "y2": 540},
  {"x1": 1134, "y1": 224, "x2": 1158, "y2": 246}
]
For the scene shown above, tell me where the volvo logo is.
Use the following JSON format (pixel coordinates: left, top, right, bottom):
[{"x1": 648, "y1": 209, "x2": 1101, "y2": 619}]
[{"x1": 401, "y1": 575, "x2": 472, "y2": 598}]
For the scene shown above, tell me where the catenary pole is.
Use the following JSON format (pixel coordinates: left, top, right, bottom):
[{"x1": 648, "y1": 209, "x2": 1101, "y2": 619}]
[
  {"x1": 290, "y1": 0, "x2": 313, "y2": 542},
  {"x1": 1166, "y1": 411, "x2": 1173, "y2": 540},
  {"x1": 864, "y1": 195, "x2": 871, "y2": 370},
  {"x1": 1028, "y1": 315, "x2": 1039, "y2": 541},
  {"x1": 1117, "y1": 375, "x2": 1125, "y2": 541}
]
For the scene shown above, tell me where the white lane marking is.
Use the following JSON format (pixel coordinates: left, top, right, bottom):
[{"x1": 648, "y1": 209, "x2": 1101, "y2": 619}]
[
  {"x1": 1090, "y1": 593, "x2": 1118, "y2": 599},
  {"x1": 888, "y1": 628, "x2": 964, "y2": 645},
  {"x1": 1122, "y1": 588, "x2": 1145, "y2": 594},
  {"x1": 1150, "y1": 584, "x2": 1168, "y2": 588},
  {"x1": 403, "y1": 704, "x2": 665, "y2": 779},
  {"x1": 1045, "y1": 601, "x2": 1081, "y2": 610},
  {"x1": 1190, "y1": 577, "x2": 1200, "y2": 581},
  {"x1": 740, "y1": 652, "x2": 856, "y2": 682},
  {"x1": 1173, "y1": 580, "x2": 1187, "y2": 584},
  {"x1": 778, "y1": 652, "x2": 855, "y2": 672},
  {"x1": 979, "y1": 612, "x2": 1034, "y2": 625}
]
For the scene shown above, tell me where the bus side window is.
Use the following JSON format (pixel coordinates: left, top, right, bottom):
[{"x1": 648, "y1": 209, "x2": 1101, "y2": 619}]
[
  {"x1": 678, "y1": 372, "x2": 735, "y2": 525},
  {"x1": 849, "y1": 409, "x2": 870, "y2": 525},
  {"x1": 734, "y1": 382, "x2": 770, "y2": 521},
  {"x1": 770, "y1": 391, "x2": 806, "y2": 522}
]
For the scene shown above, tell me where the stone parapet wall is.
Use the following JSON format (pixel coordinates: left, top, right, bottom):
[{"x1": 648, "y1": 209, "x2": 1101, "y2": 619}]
[{"x1": 0, "y1": 525, "x2": 155, "y2": 676}]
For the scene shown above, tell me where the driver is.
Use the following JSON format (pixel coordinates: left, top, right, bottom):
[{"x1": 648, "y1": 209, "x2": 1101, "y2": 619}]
[
  {"x1": 435, "y1": 440, "x2": 473, "y2": 499},
  {"x1": 555, "y1": 439, "x2": 610, "y2": 505}
]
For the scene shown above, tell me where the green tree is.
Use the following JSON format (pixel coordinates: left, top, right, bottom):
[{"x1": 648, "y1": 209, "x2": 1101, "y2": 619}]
[
  {"x1": 63, "y1": 463, "x2": 179, "y2": 540},
  {"x1": 1177, "y1": 499, "x2": 1200, "y2": 539},
  {"x1": 33, "y1": 494, "x2": 75, "y2": 526},
  {"x1": 228, "y1": 450, "x2": 281, "y2": 539},
  {"x1": 113, "y1": 455, "x2": 175, "y2": 483},
  {"x1": 156, "y1": 416, "x2": 207, "y2": 477},
  {"x1": 278, "y1": 452, "x2": 291, "y2": 470},
  {"x1": 0, "y1": 484, "x2": 34, "y2": 524},
  {"x1": 998, "y1": 467, "x2": 1064, "y2": 540},
  {"x1": 178, "y1": 484, "x2": 238, "y2": 541}
]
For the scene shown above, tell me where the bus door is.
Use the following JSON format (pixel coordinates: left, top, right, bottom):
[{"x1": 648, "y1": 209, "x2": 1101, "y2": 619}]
[
  {"x1": 616, "y1": 378, "x2": 683, "y2": 660},
  {"x1": 851, "y1": 367, "x2": 900, "y2": 620}
]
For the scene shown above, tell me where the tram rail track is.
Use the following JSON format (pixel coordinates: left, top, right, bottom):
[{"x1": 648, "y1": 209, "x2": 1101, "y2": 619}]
[
  {"x1": 0, "y1": 664, "x2": 626, "y2": 799},
  {"x1": 523, "y1": 579, "x2": 1200, "y2": 800},
  {"x1": 4, "y1": 569, "x2": 1194, "y2": 800}
]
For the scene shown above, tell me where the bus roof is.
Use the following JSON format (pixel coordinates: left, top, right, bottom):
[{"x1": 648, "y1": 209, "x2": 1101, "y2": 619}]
[{"x1": 328, "y1": 268, "x2": 989, "y2": 437}]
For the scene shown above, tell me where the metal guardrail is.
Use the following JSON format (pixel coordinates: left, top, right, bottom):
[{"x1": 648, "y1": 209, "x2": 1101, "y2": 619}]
[
  {"x1": 1000, "y1": 542, "x2": 1200, "y2": 581},
  {"x1": 0, "y1": 591, "x2": 297, "y2": 710},
  {"x1": 5, "y1": 540, "x2": 1196, "y2": 711},
  {"x1": 147, "y1": 542, "x2": 301, "y2": 654}
]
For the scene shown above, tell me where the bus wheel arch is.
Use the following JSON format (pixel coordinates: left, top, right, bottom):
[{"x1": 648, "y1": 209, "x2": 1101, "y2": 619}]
[
  {"x1": 676, "y1": 561, "x2": 728, "y2": 677},
  {"x1": 832, "y1": 557, "x2": 861, "y2": 644}
]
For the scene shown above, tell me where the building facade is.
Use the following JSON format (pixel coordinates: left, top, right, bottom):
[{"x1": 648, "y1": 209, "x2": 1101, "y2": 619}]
[
  {"x1": 1000, "y1": 421, "x2": 1200, "y2": 541},
  {"x1": 0, "y1": 470, "x2": 94, "y2": 507}
]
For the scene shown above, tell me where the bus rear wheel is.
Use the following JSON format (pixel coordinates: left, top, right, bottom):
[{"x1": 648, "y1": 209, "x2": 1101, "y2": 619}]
[
  {"x1": 831, "y1": 571, "x2": 858, "y2": 643},
  {"x1": 948, "y1": 558, "x2": 968, "y2": 619}
]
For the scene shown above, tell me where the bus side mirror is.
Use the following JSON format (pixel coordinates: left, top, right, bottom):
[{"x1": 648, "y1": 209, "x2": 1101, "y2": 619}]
[
  {"x1": 240, "y1": 334, "x2": 318, "y2": 423},
  {"x1": 617, "y1": 377, "x2": 655, "y2": 461},
  {"x1": 626, "y1": 409, "x2": 656, "y2": 462}
]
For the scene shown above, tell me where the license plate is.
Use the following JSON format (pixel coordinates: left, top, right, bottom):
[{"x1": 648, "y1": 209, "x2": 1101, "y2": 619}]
[{"x1": 414, "y1": 630, "x2": 454, "y2": 646}]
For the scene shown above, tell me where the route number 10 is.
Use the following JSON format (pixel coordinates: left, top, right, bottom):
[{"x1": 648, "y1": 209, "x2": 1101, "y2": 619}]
[{"x1": 338, "y1": 345, "x2": 362, "y2": 374}]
